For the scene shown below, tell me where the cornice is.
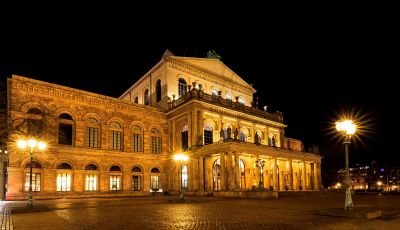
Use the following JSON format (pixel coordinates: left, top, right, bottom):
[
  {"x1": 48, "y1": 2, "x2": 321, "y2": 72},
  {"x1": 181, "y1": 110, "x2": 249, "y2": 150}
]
[{"x1": 9, "y1": 76, "x2": 167, "y2": 119}]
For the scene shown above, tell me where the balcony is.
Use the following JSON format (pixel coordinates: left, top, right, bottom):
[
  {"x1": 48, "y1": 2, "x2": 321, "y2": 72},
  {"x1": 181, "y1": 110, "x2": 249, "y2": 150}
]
[{"x1": 168, "y1": 87, "x2": 283, "y2": 123}]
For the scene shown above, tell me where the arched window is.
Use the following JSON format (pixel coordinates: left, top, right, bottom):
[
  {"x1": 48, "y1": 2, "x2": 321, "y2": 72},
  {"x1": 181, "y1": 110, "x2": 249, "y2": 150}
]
[
  {"x1": 56, "y1": 163, "x2": 72, "y2": 192},
  {"x1": 178, "y1": 78, "x2": 187, "y2": 98},
  {"x1": 181, "y1": 165, "x2": 188, "y2": 191},
  {"x1": 238, "y1": 97, "x2": 245, "y2": 105},
  {"x1": 144, "y1": 89, "x2": 149, "y2": 105},
  {"x1": 85, "y1": 164, "x2": 98, "y2": 170},
  {"x1": 110, "y1": 121, "x2": 123, "y2": 150},
  {"x1": 150, "y1": 128, "x2": 161, "y2": 154},
  {"x1": 212, "y1": 159, "x2": 221, "y2": 191},
  {"x1": 110, "y1": 165, "x2": 122, "y2": 191},
  {"x1": 27, "y1": 108, "x2": 45, "y2": 138},
  {"x1": 24, "y1": 161, "x2": 42, "y2": 192},
  {"x1": 132, "y1": 166, "x2": 142, "y2": 191},
  {"x1": 156, "y1": 80, "x2": 161, "y2": 103},
  {"x1": 225, "y1": 94, "x2": 232, "y2": 100},
  {"x1": 85, "y1": 164, "x2": 98, "y2": 191},
  {"x1": 204, "y1": 124, "x2": 213, "y2": 145},
  {"x1": 150, "y1": 167, "x2": 160, "y2": 191},
  {"x1": 131, "y1": 125, "x2": 143, "y2": 152},
  {"x1": 240, "y1": 131, "x2": 247, "y2": 142},
  {"x1": 239, "y1": 159, "x2": 246, "y2": 190},
  {"x1": 58, "y1": 113, "x2": 73, "y2": 145},
  {"x1": 110, "y1": 165, "x2": 121, "y2": 171},
  {"x1": 134, "y1": 97, "x2": 138, "y2": 103},
  {"x1": 57, "y1": 163, "x2": 72, "y2": 169},
  {"x1": 86, "y1": 117, "x2": 100, "y2": 148},
  {"x1": 181, "y1": 125, "x2": 188, "y2": 150}
]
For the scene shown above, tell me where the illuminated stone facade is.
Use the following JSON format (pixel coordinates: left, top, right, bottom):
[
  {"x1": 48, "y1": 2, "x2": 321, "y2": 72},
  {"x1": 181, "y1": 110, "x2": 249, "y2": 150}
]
[{"x1": 5, "y1": 51, "x2": 321, "y2": 200}]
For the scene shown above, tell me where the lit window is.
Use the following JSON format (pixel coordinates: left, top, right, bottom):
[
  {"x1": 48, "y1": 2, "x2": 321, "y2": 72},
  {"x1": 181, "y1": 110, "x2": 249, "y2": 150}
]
[
  {"x1": 25, "y1": 173, "x2": 41, "y2": 192},
  {"x1": 181, "y1": 165, "x2": 188, "y2": 191},
  {"x1": 151, "y1": 176, "x2": 159, "y2": 191},
  {"x1": 85, "y1": 174, "x2": 97, "y2": 191},
  {"x1": 239, "y1": 159, "x2": 246, "y2": 190},
  {"x1": 110, "y1": 121, "x2": 123, "y2": 150},
  {"x1": 110, "y1": 175, "x2": 121, "y2": 191},
  {"x1": 226, "y1": 94, "x2": 232, "y2": 100},
  {"x1": 150, "y1": 128, "x2": 161, "y2": 154},
  {"x1": 57, "y1": 173, "x2": 71, "y2": 192},
  {"x1": 178, "y1": 78, "x2": 187, "y2": 98},
  {"x1": 212, "y1": 89, "x2": 218, "y2": 96}
]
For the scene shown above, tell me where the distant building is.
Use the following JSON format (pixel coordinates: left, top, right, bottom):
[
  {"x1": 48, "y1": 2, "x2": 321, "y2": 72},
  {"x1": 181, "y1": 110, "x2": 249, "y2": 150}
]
[{"x1": 3, "y1": 50, "x2": 322, "y2": 200}]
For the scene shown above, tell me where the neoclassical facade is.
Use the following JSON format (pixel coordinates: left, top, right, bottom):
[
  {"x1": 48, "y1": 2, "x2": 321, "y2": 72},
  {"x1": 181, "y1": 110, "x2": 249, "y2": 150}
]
[{"x1": 4, "y1": 50, "x2": 321, "y2": 200}]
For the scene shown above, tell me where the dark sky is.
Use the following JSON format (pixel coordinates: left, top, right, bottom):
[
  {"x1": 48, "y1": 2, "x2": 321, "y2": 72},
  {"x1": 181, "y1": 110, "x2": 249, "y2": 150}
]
[{"x1": 1, "y1": 20, "x2": 397, "y2": 181}]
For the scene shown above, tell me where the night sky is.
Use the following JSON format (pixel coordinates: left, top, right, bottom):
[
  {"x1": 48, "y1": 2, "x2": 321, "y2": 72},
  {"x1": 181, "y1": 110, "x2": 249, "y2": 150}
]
[{"x1": 1, "y1": 24, "x2": 397, "y2": 185}]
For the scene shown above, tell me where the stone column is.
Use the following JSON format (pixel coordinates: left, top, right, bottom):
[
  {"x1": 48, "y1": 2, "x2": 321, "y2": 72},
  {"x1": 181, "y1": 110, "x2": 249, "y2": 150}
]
[
  {"x1": 302, "y1": 161, "x2": 307, "y2": 190},
  {"x1": 274, "y1": 158, "x2": 279, "y2": 190},
  {"x1": 188, "y1": 112, "x2": 192, "y2": 148},
  {"x1": 192, "y1": 109, "x2": 198, "y2": 147},
  {"x1": 227, "y1": 151, "x2": 234, "y2": 190},
  {"x1": 283, "y1": 160, "x2": 287, "y2": 190},
  {"x1": 171, "y1": 120, "x2": 176, "y2": 152},
  {"x1": 197, "y1": 110, "x2": 202, "y2": 144},
  {"x1": 289, "y1": 159, "x2": 294, "y2": 190},
  {"x1": 220, "y1": 152, "x2": 226, "y2": 190},
  {"x1": 234, "y1": 152, "x2": 240, "y2": 190},
  {"x1": 199, "y1": 157, "x2": 204, "y2": 191},
  {"x1": 265, "y1": 159, "x2": 270, "y2": 188}
]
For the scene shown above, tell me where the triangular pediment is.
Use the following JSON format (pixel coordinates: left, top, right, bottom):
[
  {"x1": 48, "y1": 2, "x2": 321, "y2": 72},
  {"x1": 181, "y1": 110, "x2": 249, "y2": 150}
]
[{"x1": 170, "y1": 56, "x2": 256, "y2": 93}]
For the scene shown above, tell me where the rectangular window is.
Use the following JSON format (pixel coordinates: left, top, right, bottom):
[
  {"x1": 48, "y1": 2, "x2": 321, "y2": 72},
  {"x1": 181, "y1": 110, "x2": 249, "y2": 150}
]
[
  {"x1": 151, "y1": 137, "x2": 161, "y2": 154},
  {"x1": 24, "y1": 173, "x2": 41, "y2": 192},
  {"x1": 57, "y1": 173, "x2": 71, "y2": 192},
  {"x1": 132, "y1": 176, "x2": 141, "y2": 191},
  {"x1": 151, "y1": 175, "x2": 159, "y2": 191},
  {"x1": 111, "y1": 131, "x2": 122, "y2": 150},
  {"x1": 110, "y1": 175, "x2": 121, "y2": 191},
  {"x1": 132, "y1": 134, "x2": 142, "y2": 152},
  {"x1": 87, "y1": 127, "x2": 99, "y2": 148},
  {"x1": 85, "y1": 174, "x2": 97, "y2": 191},
  {"x1": 58, "y1": 124, "x2": 73, "y2": 145}
]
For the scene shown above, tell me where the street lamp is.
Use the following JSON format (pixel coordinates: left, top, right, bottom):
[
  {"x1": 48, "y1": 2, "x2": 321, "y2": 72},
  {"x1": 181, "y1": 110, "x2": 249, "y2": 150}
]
[
  {"x1": 255, "y1": 159, "x2": 266, "y2": 189},
  {"x1": 17, "y1": 139, "x2": 46, "y2": 207},
  {"x1": 173, "y1": 153, "x2": 188, "y2": 200},
  {"x1": 336, "y1": 120, "x2": 356, "y2": 210}
]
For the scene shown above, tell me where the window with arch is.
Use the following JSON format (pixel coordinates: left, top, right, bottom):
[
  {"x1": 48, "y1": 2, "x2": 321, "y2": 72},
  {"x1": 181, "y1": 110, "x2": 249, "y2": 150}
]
[
  {"x1": 156, "y1": 80, "x2": 161, "y2": 103},
  {"x1": 24, "y1": 161, "x2": 42, "y2": 192},
  {"x1": 225, "y1": 94, "x2": 232, "y2": 100},
  {"x1": 181, "y1": 165, "x2": 188, "y2": 191},
  {"x1": 204, "y1": 124, "x2": 213, "y2": 145},
  {"x1": 134, "y1": 97, "x2": 139, "y2": 103},
  {"x1": 181, "y1": 125, "x2": 188, "y2": 150},
  {"x1": 238, "y1": 97, "x2": 245, "y2": 105},
  {"x1": 144, "y1": 89, "x2": 150, "y2": 105},
  {"x1": 85, "y1": 164, "x2": 98, "y2": 191},
  {"x1": 132, "y1": 166, "x2": 142, "y2": 191},
  {"x1": 110, "y1": 165, "x2": 122, "y2": 191},
  {"x1": 212, "y1": 159, "x2": 221, "y2": 191},
  {"x1": 131, "y1": 125, "x2": 143, "y2": 152},
  {"x1": 150, "y1": 128, "x2": 161, "y2": 154},
  {"x1": 110, "y1": 121, "x2": 123, "y2": 150},
  {"x1": 27, "y1": 108, "x2": 45, "y2": 138},
  {"x1": 56, "y1": 162, "x2": 72, "y2": 192},
  {"x1": 150, "y1": 167, "x2": 160, "y2": 191},
  {"x1": 58, "y1": 113, "x2": 73, "y2": 145},
  {"x1": 239, "y1": 159, "x2": 246, "y2": 190},
  {"x1": 178, "y1": 78, "x2": 187, "y2": 98},
  {"x1": 240, "y1": 131, "x2": 247, "y2": 142},
  {"x1": 86, "y1": 117, "x2": 100, "y2": 148}
]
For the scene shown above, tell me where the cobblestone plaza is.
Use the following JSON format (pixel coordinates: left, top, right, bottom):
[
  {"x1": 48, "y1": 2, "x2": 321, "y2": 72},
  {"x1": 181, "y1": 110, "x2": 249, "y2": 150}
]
[{"x1": 2, "y1": 192, "x2": 399, "y2": 229}]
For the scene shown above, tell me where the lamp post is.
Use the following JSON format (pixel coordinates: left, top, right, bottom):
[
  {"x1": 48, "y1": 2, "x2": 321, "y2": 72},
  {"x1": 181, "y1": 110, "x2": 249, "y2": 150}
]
[
  {"x1": 255, "y1": 159, "x2": 266, "y2": 189},
  {"x1": 17, "y1": 139, "x2": 46, "y2": 207},
  {"x1": 336, "y1": 120, "x2": 356, "y2": 210},
  {"x1": 173, "y1": 153, "x2": 188, "y2": 200}
]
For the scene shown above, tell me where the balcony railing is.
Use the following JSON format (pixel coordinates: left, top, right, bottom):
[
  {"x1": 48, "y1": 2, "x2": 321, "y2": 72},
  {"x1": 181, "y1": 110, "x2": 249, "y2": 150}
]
[{"x1": 168, "y1": 87, "x2": 283, "y2": 123}]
